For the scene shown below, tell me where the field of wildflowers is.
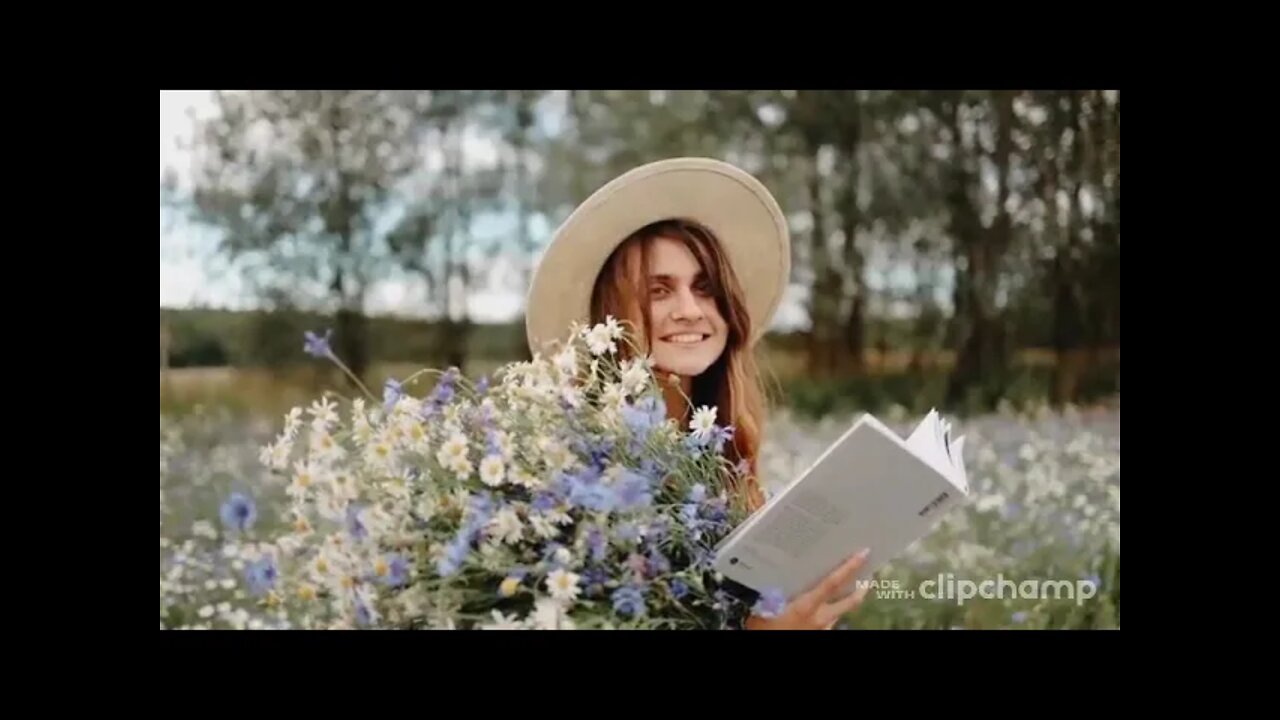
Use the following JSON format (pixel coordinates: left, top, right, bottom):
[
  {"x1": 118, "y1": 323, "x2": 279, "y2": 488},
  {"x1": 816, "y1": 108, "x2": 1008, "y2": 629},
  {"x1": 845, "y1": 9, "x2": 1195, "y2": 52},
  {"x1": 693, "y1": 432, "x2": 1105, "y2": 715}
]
[{"x1": 159, "y1": 323, "x2": 1119, "y2": 631}]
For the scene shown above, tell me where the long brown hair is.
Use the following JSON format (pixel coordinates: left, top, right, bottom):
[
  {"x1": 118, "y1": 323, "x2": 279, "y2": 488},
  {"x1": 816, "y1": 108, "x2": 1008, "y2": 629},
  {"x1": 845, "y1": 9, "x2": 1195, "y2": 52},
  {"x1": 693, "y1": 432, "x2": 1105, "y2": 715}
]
[{"x1": 590, "y1": 219, "x2": 769, "y2": 512}]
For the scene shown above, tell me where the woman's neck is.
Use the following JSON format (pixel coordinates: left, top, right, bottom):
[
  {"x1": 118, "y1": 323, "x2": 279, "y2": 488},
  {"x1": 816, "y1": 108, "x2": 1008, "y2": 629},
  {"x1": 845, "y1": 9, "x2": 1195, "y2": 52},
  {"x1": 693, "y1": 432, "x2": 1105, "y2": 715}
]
[{"x1": 661, "y1": 373, "x2": 694, "y2": 425}]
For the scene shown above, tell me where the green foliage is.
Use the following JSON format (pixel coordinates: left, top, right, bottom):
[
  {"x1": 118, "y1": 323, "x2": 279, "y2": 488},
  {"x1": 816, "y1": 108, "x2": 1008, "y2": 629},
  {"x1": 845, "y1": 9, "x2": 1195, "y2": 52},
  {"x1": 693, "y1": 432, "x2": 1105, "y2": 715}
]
[{"x1": 778, "y1": 362, "x2": 1119, "y2": 420}]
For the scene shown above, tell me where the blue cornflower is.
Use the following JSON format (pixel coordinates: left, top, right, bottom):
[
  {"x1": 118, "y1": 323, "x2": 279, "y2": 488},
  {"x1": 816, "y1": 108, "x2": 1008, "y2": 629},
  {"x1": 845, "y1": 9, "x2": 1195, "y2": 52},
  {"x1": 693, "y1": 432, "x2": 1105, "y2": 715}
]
[
  {"x1": 647, "y1": 549, "x2": 671, "y2": 575},
  {"x1": 616, "y1": 523, "x2": 640, "y2": 544},
  {"x1": 615, "y1": 469, "x2": 653, "y2": 511},
  {"x1": 566, "y1": 467, "x2": 616, "y2": 512},
  {"x1": 611, "y1": 585, "x2": 647, "y2": 617},
  {"x1": 587, "y1": 526, "x2": 607, "y2": 562},
  {"x1": 621, "y1": 395, "x2": 665, "y2": 437},
  {"x1": 355, "y1": 600, "x2": 373, "y2": 627},
  {"x1": 436, "y1": 535, "x2": 471, "y2": 577},
  {"x1": 670, "y1": 578, "x2": 689, "y2": 599},
  {"x1": 219, "y1": 493, "x2": 256, "y2": 533},
  {"x1": 383, "y1": 378, "x2": 403, "y2": 413},
  {"x1": 704, "y1": 498, "x2": 729, "y2": 525},
  {"x1": 346, "y1": 505, "x2": 367, "y2": 540},
  {"x1": 303, "y1": 329, "x2": 332, "y2": 358},
  {"x1": 244, "y1": 557, "x2": 277, "y2": 596},
  {"x1": 583, "y1": 566, "x2": 609, "y2": 595},
  {"x1": 381, "y1": 553, "x2": 410, "y2": 587},
  {"x1": 532, "y1": 491, "x2": 558, "y2": 513},
  {"x1": 753, "y1": 587, "x2": 787, "y2": 618},
  {"x1": 467, "y1": 491, "x2": 495, "y2": 522},
  {"x1": 683, "y1": 433, "x2": 706, "y2": 458},
  {"x1": 708, "y1": 425, "x2": 735, "y2": 454},
  {"x1": 646, "y1": 517, "x2": 669, "y2": 544}
]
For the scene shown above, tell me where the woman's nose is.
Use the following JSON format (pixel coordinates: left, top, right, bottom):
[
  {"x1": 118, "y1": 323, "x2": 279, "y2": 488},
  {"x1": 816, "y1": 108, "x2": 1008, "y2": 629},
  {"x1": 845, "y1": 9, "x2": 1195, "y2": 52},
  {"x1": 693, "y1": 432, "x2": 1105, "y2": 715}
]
[{"x1": 672, "y1": 288, "x2": 704, "y2": 321}]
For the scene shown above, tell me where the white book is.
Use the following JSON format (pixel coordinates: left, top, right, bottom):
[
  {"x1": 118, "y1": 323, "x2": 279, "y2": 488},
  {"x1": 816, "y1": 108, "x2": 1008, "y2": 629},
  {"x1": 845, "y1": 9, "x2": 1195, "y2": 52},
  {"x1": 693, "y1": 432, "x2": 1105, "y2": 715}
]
[{"x1": 712, "y1": 409, "x2": 971, "y2": 601}]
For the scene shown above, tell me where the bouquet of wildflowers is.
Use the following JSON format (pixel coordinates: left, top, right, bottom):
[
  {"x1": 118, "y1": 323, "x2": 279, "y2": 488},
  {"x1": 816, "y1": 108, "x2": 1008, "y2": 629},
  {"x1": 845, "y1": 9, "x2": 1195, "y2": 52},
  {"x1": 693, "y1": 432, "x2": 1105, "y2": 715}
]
[{"x1": 236, "y1": 317, "x2": 780, "y2": 629}]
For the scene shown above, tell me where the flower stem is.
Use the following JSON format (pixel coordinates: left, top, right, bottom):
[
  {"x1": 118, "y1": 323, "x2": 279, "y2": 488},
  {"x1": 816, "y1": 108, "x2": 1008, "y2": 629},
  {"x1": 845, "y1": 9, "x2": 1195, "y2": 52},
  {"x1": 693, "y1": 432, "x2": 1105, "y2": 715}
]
[{"x1": 325, "y1": 351, "x2": 376, "y2": 402}]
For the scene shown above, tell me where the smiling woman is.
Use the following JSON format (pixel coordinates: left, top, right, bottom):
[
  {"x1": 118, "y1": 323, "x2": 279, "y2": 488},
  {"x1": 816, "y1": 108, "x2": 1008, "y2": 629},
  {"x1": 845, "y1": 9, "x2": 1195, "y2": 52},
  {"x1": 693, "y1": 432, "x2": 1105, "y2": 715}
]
[
  {"x1": 523, "y1": 162, "x2": 789, "y2": 510},
  {"x1": 522, "y1": 157, "x2": 881, "y2": 630},
  {"x1": 591, "y1": 220, "x2": 739, "y2": 398},
  {"x1": 588, "y1": 217, "x2": 764, "y2": 508}
]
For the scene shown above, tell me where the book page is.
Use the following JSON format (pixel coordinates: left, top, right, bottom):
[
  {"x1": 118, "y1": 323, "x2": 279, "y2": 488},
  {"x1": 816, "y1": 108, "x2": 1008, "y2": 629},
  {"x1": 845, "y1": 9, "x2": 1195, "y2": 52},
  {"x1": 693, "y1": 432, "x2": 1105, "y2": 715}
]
[
  {"x1": 905, "y1": 410, "x2": 946, "y2": 474},
  {"x1": 749, "y1": 487, "x2": 850, "y2": 560}
]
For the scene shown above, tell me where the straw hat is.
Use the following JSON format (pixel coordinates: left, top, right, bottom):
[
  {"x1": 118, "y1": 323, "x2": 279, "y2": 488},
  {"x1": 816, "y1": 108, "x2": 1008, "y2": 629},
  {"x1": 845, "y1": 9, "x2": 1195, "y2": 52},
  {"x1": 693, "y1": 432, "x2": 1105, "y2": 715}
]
[{"x1": 524, "y1": 157, "x2": 790, "y2": 356}]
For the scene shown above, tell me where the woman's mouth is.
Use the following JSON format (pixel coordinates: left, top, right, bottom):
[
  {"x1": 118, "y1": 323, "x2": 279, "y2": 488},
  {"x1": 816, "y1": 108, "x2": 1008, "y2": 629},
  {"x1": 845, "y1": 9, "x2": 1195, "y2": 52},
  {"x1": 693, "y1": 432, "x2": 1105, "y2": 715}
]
[{"x1": 661, "y1": 333, "x2": 709, "y2": 345}]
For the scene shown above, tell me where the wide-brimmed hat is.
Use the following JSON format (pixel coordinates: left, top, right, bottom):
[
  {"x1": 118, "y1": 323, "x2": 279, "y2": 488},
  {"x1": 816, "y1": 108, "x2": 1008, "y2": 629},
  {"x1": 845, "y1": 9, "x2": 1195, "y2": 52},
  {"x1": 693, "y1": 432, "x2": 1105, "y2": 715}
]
[{"x1": 524, "y1": 157, "x2": 790, "y2": 356}]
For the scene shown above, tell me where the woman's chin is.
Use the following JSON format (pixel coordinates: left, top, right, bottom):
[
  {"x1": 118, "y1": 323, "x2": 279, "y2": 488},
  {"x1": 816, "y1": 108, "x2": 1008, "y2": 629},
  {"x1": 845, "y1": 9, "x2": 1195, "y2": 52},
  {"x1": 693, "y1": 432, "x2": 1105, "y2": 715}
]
[{"x1": 653, "y1": 354, "x2": 715, "y2": 379}]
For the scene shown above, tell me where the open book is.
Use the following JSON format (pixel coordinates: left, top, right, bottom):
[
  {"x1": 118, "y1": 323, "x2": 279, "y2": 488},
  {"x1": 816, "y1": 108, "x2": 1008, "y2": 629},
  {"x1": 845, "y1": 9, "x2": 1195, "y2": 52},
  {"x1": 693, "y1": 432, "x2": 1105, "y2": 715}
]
[{"x1": 712, "y1": 410, "x2": 971, "y2": 600}]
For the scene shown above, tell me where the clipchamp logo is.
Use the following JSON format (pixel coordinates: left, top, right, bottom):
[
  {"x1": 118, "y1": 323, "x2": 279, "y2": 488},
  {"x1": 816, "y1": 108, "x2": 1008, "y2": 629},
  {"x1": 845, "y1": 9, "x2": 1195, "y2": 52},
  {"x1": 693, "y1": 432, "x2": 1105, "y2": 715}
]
[{"x1": 919, "y1": 574, "x2": 1100, "y2": 606}]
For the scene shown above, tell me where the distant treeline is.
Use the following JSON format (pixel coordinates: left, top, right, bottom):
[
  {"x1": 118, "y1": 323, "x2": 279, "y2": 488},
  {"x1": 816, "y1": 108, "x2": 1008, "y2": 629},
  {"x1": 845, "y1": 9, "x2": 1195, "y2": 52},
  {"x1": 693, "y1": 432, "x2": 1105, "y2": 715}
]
[
  {"x1": 161, "y1": 306, "x2": 1121, "y2": 369},
  {"x1": 160, "y1": 307, "x2": 1119, "y2": 417}
]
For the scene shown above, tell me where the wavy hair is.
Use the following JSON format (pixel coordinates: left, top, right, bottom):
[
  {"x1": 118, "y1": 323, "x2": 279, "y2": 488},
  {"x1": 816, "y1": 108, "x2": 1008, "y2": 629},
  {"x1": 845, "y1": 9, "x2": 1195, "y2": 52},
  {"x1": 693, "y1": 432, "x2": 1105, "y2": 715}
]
[{"x1": 590, "y1": 219, "x2": 768, "y2": 511}]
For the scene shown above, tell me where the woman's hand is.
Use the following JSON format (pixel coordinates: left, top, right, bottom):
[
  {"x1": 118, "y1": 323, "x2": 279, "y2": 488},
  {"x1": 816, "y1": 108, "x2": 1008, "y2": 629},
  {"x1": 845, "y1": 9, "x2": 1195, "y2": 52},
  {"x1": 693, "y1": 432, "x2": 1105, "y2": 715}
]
[{"x1": 744, "y1": 548, "x2": 872, "y2": 630}]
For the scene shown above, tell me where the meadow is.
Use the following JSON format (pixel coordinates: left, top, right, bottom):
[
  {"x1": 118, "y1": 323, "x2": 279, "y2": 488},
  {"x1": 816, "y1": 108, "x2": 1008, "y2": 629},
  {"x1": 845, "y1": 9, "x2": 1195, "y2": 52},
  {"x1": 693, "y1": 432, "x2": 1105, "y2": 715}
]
[{"x1": 159, "y1": 396, "x2": 1119, "y2": 630}]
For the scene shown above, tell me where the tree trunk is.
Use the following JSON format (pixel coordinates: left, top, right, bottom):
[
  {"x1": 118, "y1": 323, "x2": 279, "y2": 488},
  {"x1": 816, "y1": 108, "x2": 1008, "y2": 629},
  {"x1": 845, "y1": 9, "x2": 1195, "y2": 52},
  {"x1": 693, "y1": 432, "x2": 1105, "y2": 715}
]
[{"x1": 945, "y1": 91, "x2": 1014, "y2": 409}]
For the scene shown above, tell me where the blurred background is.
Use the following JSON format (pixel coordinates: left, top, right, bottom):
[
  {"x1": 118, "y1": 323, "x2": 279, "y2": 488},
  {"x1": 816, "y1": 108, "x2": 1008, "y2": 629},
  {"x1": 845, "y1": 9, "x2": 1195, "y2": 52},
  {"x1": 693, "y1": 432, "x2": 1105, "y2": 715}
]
[{"x1": 160, "y1": 90, "x2": 1120, "y2": 629}]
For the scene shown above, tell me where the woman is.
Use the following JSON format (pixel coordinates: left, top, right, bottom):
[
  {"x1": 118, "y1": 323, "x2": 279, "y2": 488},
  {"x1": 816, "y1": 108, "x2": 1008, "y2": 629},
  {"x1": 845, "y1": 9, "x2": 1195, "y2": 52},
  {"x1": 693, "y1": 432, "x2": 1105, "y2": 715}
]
[{"x1": 525, "y1": 158, "x2": 871, "y2": 630}]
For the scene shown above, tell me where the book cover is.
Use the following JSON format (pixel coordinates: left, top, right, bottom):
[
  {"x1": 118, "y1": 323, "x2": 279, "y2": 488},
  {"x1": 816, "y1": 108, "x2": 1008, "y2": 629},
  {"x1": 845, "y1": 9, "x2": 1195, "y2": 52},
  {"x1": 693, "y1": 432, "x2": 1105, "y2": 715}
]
[{"x1": 712, "y1": 410, "x2": 971, "y2": 600}]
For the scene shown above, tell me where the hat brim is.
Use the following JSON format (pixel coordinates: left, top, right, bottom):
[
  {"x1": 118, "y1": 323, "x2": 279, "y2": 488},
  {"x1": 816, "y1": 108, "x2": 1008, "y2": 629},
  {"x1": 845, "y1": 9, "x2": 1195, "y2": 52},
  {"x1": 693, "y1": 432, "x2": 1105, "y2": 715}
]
[{"x1": 525, "y1": 157, "x2": 790, "y2": 356}]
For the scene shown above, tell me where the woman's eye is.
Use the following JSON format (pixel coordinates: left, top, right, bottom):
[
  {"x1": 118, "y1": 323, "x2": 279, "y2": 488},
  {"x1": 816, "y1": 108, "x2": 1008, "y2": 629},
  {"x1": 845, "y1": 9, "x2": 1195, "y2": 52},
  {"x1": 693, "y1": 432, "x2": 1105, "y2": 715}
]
[{"x1": 650, "y1": 286, "x2": 669, "y2": 296}]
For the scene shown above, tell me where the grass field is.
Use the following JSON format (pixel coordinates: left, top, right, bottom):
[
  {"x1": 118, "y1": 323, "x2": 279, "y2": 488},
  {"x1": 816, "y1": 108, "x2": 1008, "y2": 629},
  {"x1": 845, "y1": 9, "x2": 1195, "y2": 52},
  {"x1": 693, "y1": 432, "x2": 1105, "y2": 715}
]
[
  {"x1": 159, "y1": 399, "x2": 1119, "y2": 630},
  {"x1": 160, "y1": 344, "x2": 1120, "y2": 420}
]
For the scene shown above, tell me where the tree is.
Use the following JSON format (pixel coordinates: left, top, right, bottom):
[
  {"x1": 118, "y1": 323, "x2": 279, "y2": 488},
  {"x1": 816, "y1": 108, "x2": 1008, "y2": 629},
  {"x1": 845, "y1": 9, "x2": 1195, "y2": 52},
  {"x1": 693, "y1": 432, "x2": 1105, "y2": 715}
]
[{"x1": 181, "y1": 90, "x2": 433, "y2": 382}]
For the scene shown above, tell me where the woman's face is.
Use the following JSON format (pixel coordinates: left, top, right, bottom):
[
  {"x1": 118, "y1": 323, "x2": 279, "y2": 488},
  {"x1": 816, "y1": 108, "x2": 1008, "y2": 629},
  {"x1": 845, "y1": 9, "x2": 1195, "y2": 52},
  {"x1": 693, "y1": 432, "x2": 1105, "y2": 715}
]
[{"x1": 646, "y1": 235, "x2": 728, "y2": 377}]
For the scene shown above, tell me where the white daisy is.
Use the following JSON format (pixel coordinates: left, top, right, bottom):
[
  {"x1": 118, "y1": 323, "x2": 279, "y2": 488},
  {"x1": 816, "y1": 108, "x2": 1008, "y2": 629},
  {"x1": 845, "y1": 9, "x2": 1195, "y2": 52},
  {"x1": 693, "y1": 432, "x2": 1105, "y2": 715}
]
[
  {"x1": 532, "y1": 597, "x2": 576, "y2": 630},
  {"x1": 274, "y1": 442, "x2": 295, "y2": 470},
  {"x1": 289, "y1": 460, "x2": 317, "y2": 498},
  {"x1": 553, "y1": 345, "x2": 578, "y2": 376},
  {"x1": 310, "y1": 430, "x2": 344, "y2": 462},
  {"x1": 561, "y1": 386, "x2": 583, "y2": 409},
  {"x1": 449, "y1": 455, "x2": 474, "y2": 481},
  {"x1": 689, "y1": 405, "x2": 717, "y2": 439},
  {"x1": 620, "y1": 357, "x2": 652, "y2": 396},
  {"x1": 510, "y1": 467, "x2": 543, "y2": 490},
  {"x1": 308, "y1": 397, "x2": 339, "y2": 430},
  {"x1": 545, "y1": 568, "x2": 581, "y2": 602},
  {"x1": 480, "y1": 610, "x2": 527, "y2": 630},
  {"x1": 283, "y1": 407, "x2": 304, "y2": 437},
  {"x1": 479, "y1": 455, "x2": 506, "y2": 487},
  {"x1": 584, "y1": 323, "x2": 617, "y2": 356},
  {"x1": 600, "y1": 382, "x2": 626, "y2": 410},
  {"x1": 436, "y1": 432, "x2": 469, "y2": 469},
  {"x1": 528, "y1": 514, "x2": 560, "y2": 540},
  {"x1": 488, "y1": 508, "x2": 524, "y2": 545}
]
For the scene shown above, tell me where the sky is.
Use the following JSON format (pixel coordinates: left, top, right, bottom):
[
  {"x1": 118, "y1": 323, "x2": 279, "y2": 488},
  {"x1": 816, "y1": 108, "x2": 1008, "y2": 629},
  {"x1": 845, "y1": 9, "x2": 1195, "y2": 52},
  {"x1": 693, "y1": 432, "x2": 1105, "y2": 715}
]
[
  {"x1": 160, "y1": 91, "x2": 560, "y2": 321},
  {"x1": 160, "y1": 91, "x2": 886, "y2": 329}
]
